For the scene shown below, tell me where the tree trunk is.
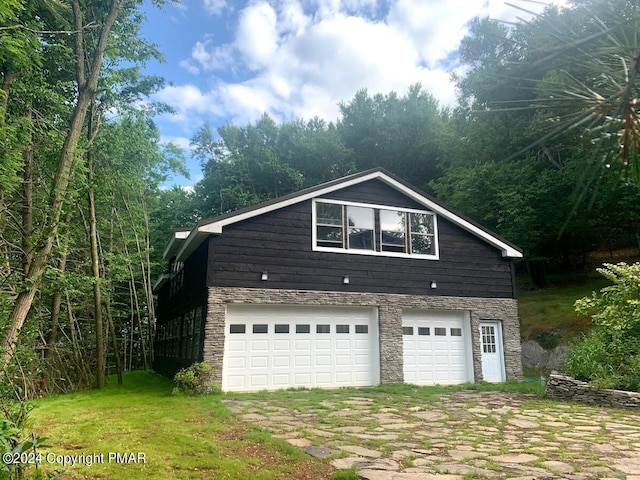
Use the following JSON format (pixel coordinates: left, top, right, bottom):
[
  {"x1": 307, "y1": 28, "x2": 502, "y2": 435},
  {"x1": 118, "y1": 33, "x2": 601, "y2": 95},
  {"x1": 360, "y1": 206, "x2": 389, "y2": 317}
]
[
  {"x1": 106, "y1": 300, "x2": 123, "y2": 384},
  {"x1": 88, "y1": 153, "x2": 105, "y2": 388},
  {"x1": 22, "y1": 109, "x2": 33, "y2": 275},
  {"x1": 0, "y1": 0, "x2": 124, "y2": 372}
]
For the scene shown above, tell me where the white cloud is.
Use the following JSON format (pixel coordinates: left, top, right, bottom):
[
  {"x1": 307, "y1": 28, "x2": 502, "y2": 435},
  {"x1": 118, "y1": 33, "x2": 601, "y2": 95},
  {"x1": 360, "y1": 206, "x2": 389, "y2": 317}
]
[
  {"x1": 203, "y1": 0, "x2": 228, "y2": 15},
  {"x1": 167, "y1": 0, "x2": 568, "y2": 128},
  {"x1": 235, "y1": 2, "x2": 279, "y2": 69}
]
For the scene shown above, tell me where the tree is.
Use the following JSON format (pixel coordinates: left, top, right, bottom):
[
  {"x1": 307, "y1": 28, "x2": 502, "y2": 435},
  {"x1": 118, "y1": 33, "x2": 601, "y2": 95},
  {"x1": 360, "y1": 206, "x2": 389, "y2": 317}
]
[
  {"x1": 0, "y1": 0, "x2": 170, "y2": 377},
  {"x1": 338, "y1": 84, "x2": 445, "y2": 191},
  {"x1": 566, "y1": 262, "x2": 640, "y2": 391},
  {"x1": 191, "y1": 115, "x2": 304, "y2": 218},
  {"x1": 433, "y1": 1, "x2": 640, "y2": 281}
]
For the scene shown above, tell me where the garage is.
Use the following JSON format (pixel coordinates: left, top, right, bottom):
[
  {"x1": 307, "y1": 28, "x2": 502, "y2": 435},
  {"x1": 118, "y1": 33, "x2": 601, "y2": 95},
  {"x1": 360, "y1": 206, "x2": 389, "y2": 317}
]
[
  {"x1": 222, "y1": 304, "x2": 380, "y2": 392},
  {"x1": 402, "y1": 310, "x2": 473, "y2": 385}
]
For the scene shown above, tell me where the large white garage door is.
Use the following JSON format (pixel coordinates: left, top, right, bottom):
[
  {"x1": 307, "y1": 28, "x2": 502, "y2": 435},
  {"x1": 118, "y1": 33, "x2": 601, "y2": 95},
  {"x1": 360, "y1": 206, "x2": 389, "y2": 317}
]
[
  {"x1": 402, "y1": 310, "x2": 473, "y2": 385},
  {"x1": 223, "y1": 305, "x2": 379, "y2": 392}
]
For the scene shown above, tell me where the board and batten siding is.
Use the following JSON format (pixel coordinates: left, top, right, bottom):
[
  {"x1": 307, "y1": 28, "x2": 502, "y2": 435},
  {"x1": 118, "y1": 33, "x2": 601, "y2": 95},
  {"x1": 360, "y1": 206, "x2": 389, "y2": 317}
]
[{"x1": 206, "y1": 180, "x2": 516, "y2": 299}]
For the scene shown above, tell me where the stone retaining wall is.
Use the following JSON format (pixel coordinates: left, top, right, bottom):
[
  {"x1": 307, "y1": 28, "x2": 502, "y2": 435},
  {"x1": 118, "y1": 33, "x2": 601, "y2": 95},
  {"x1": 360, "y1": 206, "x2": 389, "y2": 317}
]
[{"x1": 546, "y1": 374, "x2": 640, "y2": 408}]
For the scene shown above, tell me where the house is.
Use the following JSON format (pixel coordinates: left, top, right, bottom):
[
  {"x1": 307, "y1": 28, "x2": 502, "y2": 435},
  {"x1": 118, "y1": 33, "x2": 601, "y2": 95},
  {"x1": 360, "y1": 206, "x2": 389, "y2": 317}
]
[{"x1": 153, "y1": 168, "x2": 524, "y2": 392}]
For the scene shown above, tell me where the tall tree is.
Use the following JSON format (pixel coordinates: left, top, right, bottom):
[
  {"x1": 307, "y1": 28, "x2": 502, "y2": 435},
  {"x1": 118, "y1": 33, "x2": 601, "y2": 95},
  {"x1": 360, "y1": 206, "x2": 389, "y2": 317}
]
[
  {"x1": 338, "y1": 84, "x2": 445, "y2": 190},
  {"x1": 1, "y1": 0, "x2": 166, "y2": 372}
]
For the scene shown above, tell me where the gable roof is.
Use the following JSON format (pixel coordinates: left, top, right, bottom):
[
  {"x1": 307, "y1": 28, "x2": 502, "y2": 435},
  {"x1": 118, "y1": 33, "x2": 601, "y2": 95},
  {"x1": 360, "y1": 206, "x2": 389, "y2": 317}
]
[{"x1": 167, "y1": 168, "x2": 523, "y2": 262}]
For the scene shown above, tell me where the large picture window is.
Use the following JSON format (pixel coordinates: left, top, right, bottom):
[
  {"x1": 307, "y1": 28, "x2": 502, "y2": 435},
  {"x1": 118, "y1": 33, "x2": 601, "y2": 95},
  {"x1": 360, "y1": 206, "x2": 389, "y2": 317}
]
[{"x1": 314, "y1": 200, "x2": 438, "y2": 258}]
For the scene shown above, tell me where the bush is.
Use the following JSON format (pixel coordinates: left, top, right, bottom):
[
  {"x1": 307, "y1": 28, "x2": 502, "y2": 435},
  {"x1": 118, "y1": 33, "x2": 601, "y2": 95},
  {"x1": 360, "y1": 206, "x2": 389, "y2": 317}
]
[
  {"x1": 172, "y1": 362, "x2": 218, "y2": 396},
  {"x1": 565, "y1": 262, "x2": 640, "y2": 392},
  {"x1": 565, "y1": 329, "x2": 640, "y2": 391}
]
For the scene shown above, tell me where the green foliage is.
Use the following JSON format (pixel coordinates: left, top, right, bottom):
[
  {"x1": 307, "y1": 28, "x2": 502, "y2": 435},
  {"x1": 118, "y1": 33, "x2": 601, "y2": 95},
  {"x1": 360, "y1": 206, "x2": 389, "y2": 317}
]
[
  {"x1": 565, "y1": 329, "x2": 640, "y2": 391},
  {"x1": 338, "y1": 84, "x2": 444, "y2": 189},
  {"x1": 0, "y1": 401, "x2": 52, "y2": 480},
  {"x1": 574, "y1": 262, "x2": 640, "y2": 331},
  {"x1": 172, "y1": 362, "x2": 218, "y2": 396},
  {"x1": 566, "y1": 262, "x2": 640, "y2": 391}
]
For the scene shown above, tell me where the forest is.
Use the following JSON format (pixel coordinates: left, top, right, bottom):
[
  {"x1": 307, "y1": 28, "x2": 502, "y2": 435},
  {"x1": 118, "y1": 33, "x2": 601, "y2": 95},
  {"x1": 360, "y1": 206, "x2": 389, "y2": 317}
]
[{"x1": 1, "y1": 0, "x2": 640, "y2": 401}]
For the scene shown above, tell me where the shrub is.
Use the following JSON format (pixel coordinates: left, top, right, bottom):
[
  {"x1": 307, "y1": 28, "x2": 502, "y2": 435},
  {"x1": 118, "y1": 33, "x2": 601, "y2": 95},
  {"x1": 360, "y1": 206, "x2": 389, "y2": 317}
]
[
  {"x1": 172, "y1": 362, "x2": 218, "y2": 395},
  {"x1": 565, "y1": 329, "x2": 640, "y2": 391},
  {"x1": 565, "y1": 262, "x2": 640, "y2": 392}
]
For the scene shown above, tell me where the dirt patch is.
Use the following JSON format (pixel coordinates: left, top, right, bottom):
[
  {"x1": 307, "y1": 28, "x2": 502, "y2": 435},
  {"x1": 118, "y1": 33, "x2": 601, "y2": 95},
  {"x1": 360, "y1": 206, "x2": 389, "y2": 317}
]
[{"x1": 215, "y1": 423, "x2": 334, "y2": 479}]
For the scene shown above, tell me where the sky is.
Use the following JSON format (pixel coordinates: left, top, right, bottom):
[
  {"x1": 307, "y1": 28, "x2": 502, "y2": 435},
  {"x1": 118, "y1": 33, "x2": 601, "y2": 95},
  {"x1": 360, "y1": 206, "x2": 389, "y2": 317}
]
[{"x1": 140, "y1": 0, "x2": 566, "y2": 187}]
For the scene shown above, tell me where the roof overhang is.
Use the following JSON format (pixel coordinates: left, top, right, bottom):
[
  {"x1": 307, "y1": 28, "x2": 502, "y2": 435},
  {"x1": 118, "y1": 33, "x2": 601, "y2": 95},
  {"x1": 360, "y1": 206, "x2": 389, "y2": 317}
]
[
  {"x1": 162, "y1": 229, "x2": 191, "y2": 260},
  {"x1": 171, "y1": 169, "x2": 523, "y2": 263},
  {"x1": 152, "y1": 273, "x2": 171, "y2": 292}
]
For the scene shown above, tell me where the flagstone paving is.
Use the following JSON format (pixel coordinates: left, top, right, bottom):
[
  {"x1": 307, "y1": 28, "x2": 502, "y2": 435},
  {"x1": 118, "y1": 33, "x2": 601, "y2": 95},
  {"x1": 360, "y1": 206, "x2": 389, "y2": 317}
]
[{"x1": 224, "y1": 390, "x2": 640, "y2": 479}]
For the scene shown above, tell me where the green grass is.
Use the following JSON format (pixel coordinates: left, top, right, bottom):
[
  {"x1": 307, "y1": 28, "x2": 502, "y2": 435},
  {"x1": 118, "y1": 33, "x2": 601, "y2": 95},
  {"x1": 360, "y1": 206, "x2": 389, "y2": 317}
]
[
  {"x1": 517, "y1": 274, "x2": 610, "y2": 342},
  {"x1": 27, "y1": 371, "x2": 332, "y2": 479}
]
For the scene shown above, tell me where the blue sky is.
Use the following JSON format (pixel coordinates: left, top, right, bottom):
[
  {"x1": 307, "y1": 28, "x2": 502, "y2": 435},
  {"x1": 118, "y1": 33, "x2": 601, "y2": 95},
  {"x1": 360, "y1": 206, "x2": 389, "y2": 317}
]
[{"x1": 140, "y1": 0, "x2": 565, "y2": 188}]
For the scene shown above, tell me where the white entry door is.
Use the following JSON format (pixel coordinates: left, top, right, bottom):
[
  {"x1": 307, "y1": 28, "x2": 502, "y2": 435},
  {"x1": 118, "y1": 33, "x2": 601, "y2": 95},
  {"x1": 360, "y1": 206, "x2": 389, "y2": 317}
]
[
  {"x1": 480, "y1": 321, "x2": 505, "y2": 382},
  {"x1": 223, "y1": 304, "x2": 379, "y2": 392}
]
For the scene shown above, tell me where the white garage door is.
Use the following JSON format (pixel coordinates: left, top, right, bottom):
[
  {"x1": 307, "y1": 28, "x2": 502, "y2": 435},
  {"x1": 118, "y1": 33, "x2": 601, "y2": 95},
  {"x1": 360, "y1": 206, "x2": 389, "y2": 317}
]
[
  {"x1": 223, "y1": 305, "x2": 380, "y2": 392},
  {"x1": 402, "y1": 310, "x2": 473, "y2": 385}
]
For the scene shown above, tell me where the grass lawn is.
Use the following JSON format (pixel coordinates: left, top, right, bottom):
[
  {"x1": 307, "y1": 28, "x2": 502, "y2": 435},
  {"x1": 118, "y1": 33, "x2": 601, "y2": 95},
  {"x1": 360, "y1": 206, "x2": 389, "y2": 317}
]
[
  {"x1": 517, "y1": 249, "x2": 640, "y2": 343},
  {"x1": 28, "y1": 371, "x2": 332, "y2": 480},
  {"x1": 517, "y1": 273, "x2": 610, "y2": 343},
  {"x1": 25, "y1": 372, "x2": 545, "y2": 480}
]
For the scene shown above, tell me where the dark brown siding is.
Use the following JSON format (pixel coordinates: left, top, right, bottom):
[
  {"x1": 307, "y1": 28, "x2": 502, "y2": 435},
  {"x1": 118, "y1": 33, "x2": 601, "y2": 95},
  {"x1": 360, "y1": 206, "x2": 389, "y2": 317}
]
[
  {"x1": 320, "y1": 178, "x2": 425, "y2": 209},
  {"x1": 154, "y1": 240, "x2": 208, "y2": 377},
  {"x1": 206, "y1": 180, "x2": 516, "y2": 298}
]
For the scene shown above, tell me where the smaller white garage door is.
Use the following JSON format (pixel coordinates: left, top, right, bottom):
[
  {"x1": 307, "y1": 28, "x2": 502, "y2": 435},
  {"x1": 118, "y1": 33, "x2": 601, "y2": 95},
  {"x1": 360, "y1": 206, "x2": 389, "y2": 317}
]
[
  {"x1": 402, "y1": 310, "x2": 473, "y2": 385},
  {"x1": 223, "y1": 305, "x2": 379, "y2": 392}
]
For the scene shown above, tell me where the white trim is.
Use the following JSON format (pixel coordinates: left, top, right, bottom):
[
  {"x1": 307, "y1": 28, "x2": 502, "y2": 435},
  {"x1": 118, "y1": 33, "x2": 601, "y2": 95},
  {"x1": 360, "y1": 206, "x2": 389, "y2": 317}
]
[
  {"x1": 312, "y1": 198, "x2": 440, "y2": 260},
  {"x1": 175, "y1": 170, "x2": 522, "y2": 262},
  {"x1": 199, "y1": 171, "x2": 384, "y2": 235},
  {"x1": 375, "y1": 175, "x2": 521, "y2": 258},
  {"x1": 162, "y1": 230, "x2": 191, "y2": 259},
  {"x1": 479, "y1": 320, "x2": 506, "y2": 383}
]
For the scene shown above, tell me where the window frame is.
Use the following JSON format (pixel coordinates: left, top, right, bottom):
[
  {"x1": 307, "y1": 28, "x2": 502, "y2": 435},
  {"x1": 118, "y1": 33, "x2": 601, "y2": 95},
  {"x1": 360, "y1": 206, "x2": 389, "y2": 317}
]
[{"x1": 312, "y1": 199, "x2": 439, "y2": 260}]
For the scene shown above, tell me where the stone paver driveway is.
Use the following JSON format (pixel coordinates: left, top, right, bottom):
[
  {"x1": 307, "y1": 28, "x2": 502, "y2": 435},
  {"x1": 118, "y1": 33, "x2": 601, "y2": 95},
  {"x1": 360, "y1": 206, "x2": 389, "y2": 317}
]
[{"x1": 224, "y1": 390, "x2": 640, "y2": 479}]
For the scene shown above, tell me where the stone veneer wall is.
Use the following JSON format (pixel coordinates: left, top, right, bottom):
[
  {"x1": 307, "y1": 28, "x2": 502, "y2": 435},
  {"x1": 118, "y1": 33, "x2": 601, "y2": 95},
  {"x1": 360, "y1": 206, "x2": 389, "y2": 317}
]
[
  {"x1": 203, "y1": 287, "x2": 523, "y2": 387},
  {"x1": 546, "y1": 374, "x2": 640, "y2": 408}
]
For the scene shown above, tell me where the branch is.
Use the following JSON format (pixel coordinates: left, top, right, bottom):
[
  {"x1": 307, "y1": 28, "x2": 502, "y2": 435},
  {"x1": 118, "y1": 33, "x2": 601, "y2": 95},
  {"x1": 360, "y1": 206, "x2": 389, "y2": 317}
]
[{"x1": 0, "y1": 22, "x2": 99, "y2": 35}]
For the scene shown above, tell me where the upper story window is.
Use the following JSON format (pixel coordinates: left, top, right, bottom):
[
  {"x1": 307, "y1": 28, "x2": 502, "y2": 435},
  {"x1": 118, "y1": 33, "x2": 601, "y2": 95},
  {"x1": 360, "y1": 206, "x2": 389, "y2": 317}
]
[{"x1": 313, "y1": 199, "x2": 438, "y2": 259}]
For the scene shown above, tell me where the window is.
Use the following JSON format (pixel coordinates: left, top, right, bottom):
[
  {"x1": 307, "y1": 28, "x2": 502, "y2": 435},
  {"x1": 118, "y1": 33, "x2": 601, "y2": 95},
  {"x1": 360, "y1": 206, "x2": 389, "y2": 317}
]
[
  {"x1": 347, "y1": 206, "x2": 374, "y2": 250},
  {"x1": 275, "y1": 324, "x2": 289, "y2": 334},
  {"x1": 314, "y1": 200, "x2": 437, "y2": 258},
  {"x1": 402, "y1": 326, "x2": 414, "y2": 335},
  {"x1": 316, "y1": 324, "x2": 330, "y2": 334},
  {"x1": 410, "y1": 213, "x2": 435, "y2": 255},
  {"x1": 336, "y1": 325, "x2": 350, "y2": 333},
  {"x1": 434, "y1": 327, "x2": 447, "y2": 336},
  {"x1": 418, "y1": 327, "x2": 430, "y2": 336},
  {"x1": 380, "y1": 209, "x2": 406, "y2": 253},
  {"x1": 355, "y1": 325, "x2": 368, "y2": 334},
  {"x1": 296, "y1": 324, "x2": 311, "y2": 334},
  {"x1": 316, "y1": 202, "x2": 344, "y2": 248},
  {"x1": 482, "y1": 325, "x2": 497, "y2": 353},
  {"x1": 229, "y1": 324, "x2": 246, "y2": 334},
  {"x1": 253, "y1": 324, "x2": 268, "y2": 334},
  {"x1": 451, "y1": 328, "x2": 462, "y2": 337}
]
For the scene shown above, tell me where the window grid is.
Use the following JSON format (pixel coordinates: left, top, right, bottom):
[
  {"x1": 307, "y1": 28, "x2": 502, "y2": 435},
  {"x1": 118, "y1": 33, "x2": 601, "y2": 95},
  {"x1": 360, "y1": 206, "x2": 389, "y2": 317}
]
[
  {"x1": 482, "y1": 325, "x2": 497, "y2": 353},
  {"x1": 315, "y1": 200, "x2": 437, "y2": 258}
]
